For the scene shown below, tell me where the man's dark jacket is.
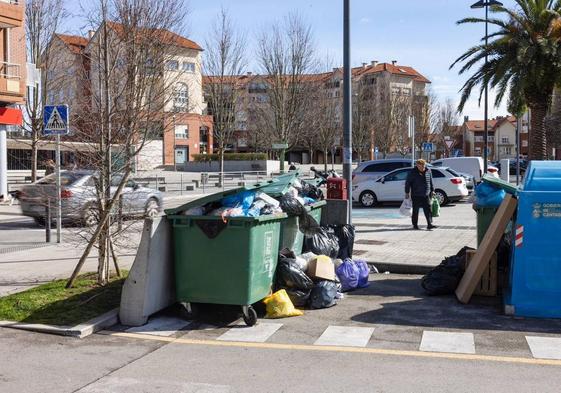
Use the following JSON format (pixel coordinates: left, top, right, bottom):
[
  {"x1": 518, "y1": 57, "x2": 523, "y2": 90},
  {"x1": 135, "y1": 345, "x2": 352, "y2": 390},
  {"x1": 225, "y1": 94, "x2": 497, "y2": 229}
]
[{"x1": 405, "y1": 168, "x2": 434, "y2": 197}]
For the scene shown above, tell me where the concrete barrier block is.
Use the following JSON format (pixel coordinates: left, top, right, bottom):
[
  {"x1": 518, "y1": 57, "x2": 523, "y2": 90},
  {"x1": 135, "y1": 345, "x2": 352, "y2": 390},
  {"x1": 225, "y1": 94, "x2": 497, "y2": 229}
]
[
  {"x1": 119, "y1": 216, "x2": 175, "y2": 327},
  {"x1": 321, "y1": 199, "x2": 349, "y2": 226}
]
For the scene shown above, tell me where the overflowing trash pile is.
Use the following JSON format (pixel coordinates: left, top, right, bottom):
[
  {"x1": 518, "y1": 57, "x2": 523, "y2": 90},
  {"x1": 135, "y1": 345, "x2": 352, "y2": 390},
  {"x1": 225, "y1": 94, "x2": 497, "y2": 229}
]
[{"x1": 171, "y1": 171, "x2": 373, "y2": 321}]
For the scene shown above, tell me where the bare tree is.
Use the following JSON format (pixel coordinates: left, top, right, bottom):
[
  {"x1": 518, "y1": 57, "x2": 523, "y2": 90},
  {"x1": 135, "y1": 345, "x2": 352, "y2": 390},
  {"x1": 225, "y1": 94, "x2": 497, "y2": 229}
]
[
  {"x1": 66, "y1": 0, "x2": 190, "y2": 286},
  {"x1": 436, "y1": 97, "x2": 460, "y2": 157},
  {"x1": 25, "y1": 0, "x2": 67, "y2": 182},
  {"x1": 413, "y1": 88, "x2": 439, "y2": 153},
  {"x1": 353, "y1": 83, "x2": 376, "y2": 162},
  {"x1": 390, "y1": 93, "x2": 413, "y2": 157},
  {"x1": 256, "y1": 13, "x2": 316, "y2": 171},
  {"x1": 203, "y1": 8, "x2": 246, "y2": 185}
]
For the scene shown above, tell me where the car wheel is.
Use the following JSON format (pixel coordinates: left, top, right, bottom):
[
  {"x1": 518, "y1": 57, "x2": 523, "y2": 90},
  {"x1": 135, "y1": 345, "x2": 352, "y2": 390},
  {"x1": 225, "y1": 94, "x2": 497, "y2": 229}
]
[
  {"x1": 82, "y1": 205, "x2": 98, "y2": 227},
  {"x1": 144, "y1": 198, "x2": 160, "y2": 219},
  {"x1": 359, "y1": 191, "x2": 377, "y2": 208},
  {"x1": 434, "y1": 189, "x2": 448, "y2": 206}
]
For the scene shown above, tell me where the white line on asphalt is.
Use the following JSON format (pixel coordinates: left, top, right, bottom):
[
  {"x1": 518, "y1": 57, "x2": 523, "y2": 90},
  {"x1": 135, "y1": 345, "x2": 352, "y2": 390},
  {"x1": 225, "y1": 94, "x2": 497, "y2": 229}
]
[
  {"x1": 526, "y1": 336, "x2": 561, "y2": 360},
  {"x1": 125, "y1": 316, "x2": 191, "y2": 337},
  {"x1": 419, "y1": 331, "x2": 475, "y2": 354},
  {"x1": 216, "y1": 322, "x2": 282, "y2": 343},
  {"x1": 314, "y1": 326, "x2": 375, "y2": 347}
]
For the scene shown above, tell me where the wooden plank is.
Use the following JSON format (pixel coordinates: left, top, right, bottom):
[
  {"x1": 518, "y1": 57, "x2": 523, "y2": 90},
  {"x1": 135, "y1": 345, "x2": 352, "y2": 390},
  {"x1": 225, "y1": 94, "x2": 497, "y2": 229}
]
[
  {"x1": 465, "y1": 250, "x2": 498, "y2": 296},
  {"x1": 456, "y1": 194, "x2": 517, "y2": 304}
]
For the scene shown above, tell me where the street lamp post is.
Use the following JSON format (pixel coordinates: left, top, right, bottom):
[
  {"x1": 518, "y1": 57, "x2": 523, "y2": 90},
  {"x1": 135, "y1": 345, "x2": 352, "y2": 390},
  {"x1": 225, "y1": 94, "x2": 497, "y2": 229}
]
[
  {"x1": 172, "y1": 113, "x2": 177, "y2": 171},
  {"x1": 471, "y1": 0, "x2": 502, "y2": 173}
]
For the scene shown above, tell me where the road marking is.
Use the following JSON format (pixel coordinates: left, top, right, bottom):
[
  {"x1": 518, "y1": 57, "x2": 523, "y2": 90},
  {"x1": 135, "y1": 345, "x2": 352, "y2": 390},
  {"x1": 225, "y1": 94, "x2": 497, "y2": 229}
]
[
  {"x1": 419, "y1": 331, "x2": 475, "y2": 354},
  {"x1": 125, "y1": 316, "x2": 191, "y2": 337},
  {"x1": 314, "y1": 326, "x2": 374, "y2": 347},
  {"x1": 526, "y1": 336, "x2": 561, "y2": 360},
  {"x1": 101, "y1": 331, "x2": 561, "y2": 367},
  {"x1": 216, "y1": 323, "x2": 282, "y2": 343}
]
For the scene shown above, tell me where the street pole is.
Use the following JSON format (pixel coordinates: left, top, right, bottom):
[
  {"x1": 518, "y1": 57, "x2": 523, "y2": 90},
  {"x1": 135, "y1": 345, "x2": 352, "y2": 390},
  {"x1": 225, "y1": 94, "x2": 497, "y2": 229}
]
[
  {"x1": 409, "y1": 115, "x2": 415, "y2": 166},
  {"x1": 55, "y1": 134, "x2": 61, "y2": 243},
  {"x1": 516, "y1": 116, "x2": 521, "y2": 185},
  {"x1": 343, "y1": 0, "x2": 353, "y2": 225},
  {"x1": 471, "y1": 1, "x2": 503, "y2": 171},
  {"x1": 483, "y1": 3, "x2": 489, "y2": 173},
  {"x1": 0, "y1": 126, "x2": 7, "y2": 201}
]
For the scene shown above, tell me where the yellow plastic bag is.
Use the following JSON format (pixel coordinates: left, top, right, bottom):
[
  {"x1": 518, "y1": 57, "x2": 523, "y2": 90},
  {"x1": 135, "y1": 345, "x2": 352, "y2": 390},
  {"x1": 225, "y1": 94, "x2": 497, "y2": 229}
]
[{"x1": 263, "y1": 289, "x2": 303, "y2": 319}]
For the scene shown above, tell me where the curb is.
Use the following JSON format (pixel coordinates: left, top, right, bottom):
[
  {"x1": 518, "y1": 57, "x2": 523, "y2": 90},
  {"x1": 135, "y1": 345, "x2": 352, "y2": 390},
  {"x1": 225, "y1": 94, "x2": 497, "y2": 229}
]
[
  {"x1": 0, "y1": 308, "x2": 119, "y2": 339},
  {"x1": 366, "y1": 261, "x2": 432, "y2": 275}
]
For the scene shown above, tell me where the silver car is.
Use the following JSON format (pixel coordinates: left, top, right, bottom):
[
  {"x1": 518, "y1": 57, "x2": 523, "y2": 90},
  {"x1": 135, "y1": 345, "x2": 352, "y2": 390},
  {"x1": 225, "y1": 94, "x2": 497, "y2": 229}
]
[
  {"x1": 353, "y1": 159, "x2": 417, "y2": 186},
  {"x1": 19, "y1": 170, "x2": 163, "y2": 226}
]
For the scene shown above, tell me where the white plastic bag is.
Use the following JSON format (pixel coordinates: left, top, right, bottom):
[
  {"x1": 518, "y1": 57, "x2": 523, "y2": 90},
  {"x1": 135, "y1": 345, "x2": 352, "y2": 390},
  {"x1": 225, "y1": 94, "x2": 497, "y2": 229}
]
[{"x1": 399, "y1": 198, "x2": 413, "y2": 217}]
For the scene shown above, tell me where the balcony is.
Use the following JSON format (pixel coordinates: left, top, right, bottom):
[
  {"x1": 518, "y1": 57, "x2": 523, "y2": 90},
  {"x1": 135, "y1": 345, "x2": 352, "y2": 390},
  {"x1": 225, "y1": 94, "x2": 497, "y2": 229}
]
[
  {"x1": 0, "y1": 0, "x2": 23, "y2": 28},
  {"x1": 0, "y1": 61, "x2": 22, "y2": 100}
]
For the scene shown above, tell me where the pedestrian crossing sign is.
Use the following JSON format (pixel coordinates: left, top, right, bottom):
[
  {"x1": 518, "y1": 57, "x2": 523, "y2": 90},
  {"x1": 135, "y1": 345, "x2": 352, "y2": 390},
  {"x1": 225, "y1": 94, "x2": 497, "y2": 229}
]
[{"x1": 43, "y1": 105, "x2": 69, "y2": 135}]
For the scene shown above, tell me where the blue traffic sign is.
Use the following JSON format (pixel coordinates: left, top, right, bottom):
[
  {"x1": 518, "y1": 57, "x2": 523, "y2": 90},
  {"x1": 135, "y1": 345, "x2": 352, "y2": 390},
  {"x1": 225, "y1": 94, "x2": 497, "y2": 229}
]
[
  {"x1": 43, "y1": 105, "x2": 69, "y2": 135},
  {"x1": 422, "y1": 142, "x2": 435, "y2": 152}
]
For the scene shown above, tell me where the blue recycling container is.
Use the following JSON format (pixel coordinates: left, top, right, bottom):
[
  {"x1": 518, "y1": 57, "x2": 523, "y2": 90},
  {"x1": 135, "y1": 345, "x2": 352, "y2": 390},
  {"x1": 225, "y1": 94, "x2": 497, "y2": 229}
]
[{"x1": 504, "y1": 161, "x2": 561, "y2": 318}]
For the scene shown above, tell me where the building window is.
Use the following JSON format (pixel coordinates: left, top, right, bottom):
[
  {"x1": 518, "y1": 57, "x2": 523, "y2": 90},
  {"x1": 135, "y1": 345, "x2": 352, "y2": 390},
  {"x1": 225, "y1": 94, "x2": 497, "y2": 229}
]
[
  {"x1": 175, "y1": 125, "x2": 188, "y2": 139},
  {"x1": 522, "y1": 140, "x2": 528, "y2": 147},
  {"x1": 475, "y1": 147, "x2": 482, "y2": 154},
  {"x1": 501, "y1": 137, "x2": 509, "y2": 144},
  {"x1": 402, "y1": 88, "x2": 411, "y2": 96},
  {"x1": 488, "y1": 136, "x2": 494, "y2": 142},
  {"x1": 173, "y1": 83, "x2": 189, "y2": 112},
  {"x1": 183, "y1": 62, "x2": 195, "y2": 72},
  {"x1": 505, "y1": 147, "x2": 512, "y2": 155},
  {"x1": 166, "y1": 60, "x2": 179, "y2": 71},
  {"x1": 391, "y1": 87, "x2": 400, "y2": 95},
  {"x1": 475, "y1": 135, "x2": 483, "y2": 142},
  {"x1": 237, "y1": 121, "x2": 247, "y2": 130}
]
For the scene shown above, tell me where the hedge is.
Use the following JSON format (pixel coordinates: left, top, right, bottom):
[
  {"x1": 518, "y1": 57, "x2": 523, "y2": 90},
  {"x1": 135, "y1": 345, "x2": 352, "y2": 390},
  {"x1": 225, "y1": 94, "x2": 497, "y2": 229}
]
[{"x1": 193, "y1": 153, "x2": 268, "y2": 162}]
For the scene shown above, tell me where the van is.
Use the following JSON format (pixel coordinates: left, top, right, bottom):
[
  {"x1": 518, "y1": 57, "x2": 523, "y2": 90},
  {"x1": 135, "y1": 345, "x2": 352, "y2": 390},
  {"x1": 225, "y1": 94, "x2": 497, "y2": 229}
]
[{"x1": 430, "y1": 157, "x2": 497, "y2": 182}]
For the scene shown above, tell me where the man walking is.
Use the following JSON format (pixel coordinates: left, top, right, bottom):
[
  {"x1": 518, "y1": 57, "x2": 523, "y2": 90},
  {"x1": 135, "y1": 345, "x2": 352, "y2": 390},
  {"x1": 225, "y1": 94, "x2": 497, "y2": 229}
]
[{"x1": 405, "y1": 159, "x2": 437, "y2": 230}]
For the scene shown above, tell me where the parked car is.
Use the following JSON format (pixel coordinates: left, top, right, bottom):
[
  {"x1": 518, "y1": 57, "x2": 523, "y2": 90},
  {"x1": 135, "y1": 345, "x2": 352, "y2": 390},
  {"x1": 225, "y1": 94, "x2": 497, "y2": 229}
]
[
  {"x1": 430, "y1": 157, "x2": 498, "y2": 182},
  {"x1": 352, "y1": 166, "x2": 469, "y2": 207},
  {"x1": 19, "y1": 170, "x2": 163, "y2": 226},
  {"x1": 352, "y1": 159, "x2": 416, "y2": 186}
]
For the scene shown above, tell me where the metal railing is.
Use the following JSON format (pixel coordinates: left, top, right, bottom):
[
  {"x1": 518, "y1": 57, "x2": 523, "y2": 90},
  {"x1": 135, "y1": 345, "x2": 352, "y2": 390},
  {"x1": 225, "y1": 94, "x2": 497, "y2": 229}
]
[{"x1": 0, "y1": 61, "x2": 20, "y2": 79}]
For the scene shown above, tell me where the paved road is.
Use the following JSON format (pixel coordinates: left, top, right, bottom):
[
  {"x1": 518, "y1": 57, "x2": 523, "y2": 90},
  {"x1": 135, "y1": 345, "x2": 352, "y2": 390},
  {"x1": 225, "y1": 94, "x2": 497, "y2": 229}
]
[{"x1": 2, "y1": 274, "x2": 561, "y2": 392}]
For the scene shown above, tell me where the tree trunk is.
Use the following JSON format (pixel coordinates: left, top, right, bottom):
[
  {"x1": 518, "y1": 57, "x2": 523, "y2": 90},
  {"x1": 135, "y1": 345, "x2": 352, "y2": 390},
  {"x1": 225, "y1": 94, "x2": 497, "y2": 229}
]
[
  {"x1": 323, "y1": 149, "x2": 328, "y2": 172},
  {"x1": 219, "y1": 147, "x2": 224, "y2": 187},
  {"x1": 31, "y1": 136, "x2": 38, "y2": 182},
  {"x1": 529, "y1": 102, "x2": 548, "y2": 160}
]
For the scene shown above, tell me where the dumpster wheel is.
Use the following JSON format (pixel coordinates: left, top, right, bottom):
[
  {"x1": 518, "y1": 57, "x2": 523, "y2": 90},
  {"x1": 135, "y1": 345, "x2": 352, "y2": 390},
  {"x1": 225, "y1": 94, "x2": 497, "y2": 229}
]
[
  {"x1": 242, "y1": 305, "x2": 257, "y2": 326},
  {"x1": 179, "y1": 302, "x2": 198, "y2": 320}
]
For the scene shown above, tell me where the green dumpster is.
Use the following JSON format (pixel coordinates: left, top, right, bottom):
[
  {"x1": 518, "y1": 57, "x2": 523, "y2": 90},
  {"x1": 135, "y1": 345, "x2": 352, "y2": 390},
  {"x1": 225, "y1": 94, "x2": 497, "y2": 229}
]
[
  {"x1": 474, "y1": 175, "x2": 519, "y2": 245},
  {"x1": 279, "y1": 200, "x2": 326, "y2": 254},
  {"x1": 166, "y1": 187, "x2": 286, "y2": 326}
]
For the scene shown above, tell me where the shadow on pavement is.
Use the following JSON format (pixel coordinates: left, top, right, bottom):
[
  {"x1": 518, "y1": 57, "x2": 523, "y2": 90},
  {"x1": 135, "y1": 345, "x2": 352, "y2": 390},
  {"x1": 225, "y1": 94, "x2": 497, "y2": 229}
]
[{"x1": 348, "y1": 276, "x2": 561, "y2": 334}]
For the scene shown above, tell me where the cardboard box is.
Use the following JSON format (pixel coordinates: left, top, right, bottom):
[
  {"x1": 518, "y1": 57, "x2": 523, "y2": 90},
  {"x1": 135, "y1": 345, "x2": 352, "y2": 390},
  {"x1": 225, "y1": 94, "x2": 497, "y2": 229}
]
[
  {"x1": 465, "y1": 250, "x2": 498, "y2": 297},
  {"x1": 307, "y1": 255, "x2": 335, "y2": 281}
]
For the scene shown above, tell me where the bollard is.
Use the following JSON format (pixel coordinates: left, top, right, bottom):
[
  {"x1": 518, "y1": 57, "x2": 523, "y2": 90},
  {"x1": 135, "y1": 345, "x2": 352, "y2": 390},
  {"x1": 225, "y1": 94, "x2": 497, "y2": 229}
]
[{"x1": 45, "y1": 198, "x2": 51, "y2": 243}]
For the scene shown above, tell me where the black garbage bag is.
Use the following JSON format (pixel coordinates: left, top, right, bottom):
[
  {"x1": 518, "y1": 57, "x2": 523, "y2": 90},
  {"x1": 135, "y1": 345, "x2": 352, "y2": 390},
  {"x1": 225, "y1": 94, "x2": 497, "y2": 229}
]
[
  {"x1": 275, "y1": 256, "x2": 314, "y2": 290},
  {"x1": 421, "y1": 255, "x2": 465, "y2": 296},
  {"x1": 279, "y1": 193, "x2": 319, "y2": 236},
  {"x1": 279, "y1": 287, "x2": 312, "y2": 307},
  {"x1": 309, "y1": 280, "x2": 338, "y2": 309},
  {"x1": 279, "y1": 193, "x2": 306, "y2": 216},
  {"x1": 300, "y1": 181, "x2": 324, "y2": 200},
  {"x1": 331, "y1": 224, "x2": 355, "y2": 260},
  {"x1": 303, "y1": 227, "x2": 340, "y2": 258}
]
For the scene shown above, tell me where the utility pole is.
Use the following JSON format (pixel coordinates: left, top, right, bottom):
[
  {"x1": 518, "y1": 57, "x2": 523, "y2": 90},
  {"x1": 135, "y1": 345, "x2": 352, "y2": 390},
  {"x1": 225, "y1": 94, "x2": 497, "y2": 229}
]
[{"x1": 343, "y1": 0, "x2": 353, "y2": 225}]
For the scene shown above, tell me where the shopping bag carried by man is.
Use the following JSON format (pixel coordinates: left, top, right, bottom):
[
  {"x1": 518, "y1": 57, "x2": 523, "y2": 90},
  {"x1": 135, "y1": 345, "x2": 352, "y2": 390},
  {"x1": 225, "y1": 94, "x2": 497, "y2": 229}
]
[
  {"x1": 431, "y1": 196, "x2": 440, "y2": 217},
  {"x1": 399, "y1": 198, "x2": 413, "y2": 217}
]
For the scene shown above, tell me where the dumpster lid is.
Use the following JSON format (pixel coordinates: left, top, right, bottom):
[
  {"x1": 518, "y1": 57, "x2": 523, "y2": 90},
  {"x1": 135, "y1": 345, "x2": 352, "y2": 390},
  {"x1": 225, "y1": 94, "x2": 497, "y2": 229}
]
[
  {"x1": 522, "y1": 161, "x2": 561, "y2": 191},
  {"x1": 258, "y1": 170, "x2": 300, "y2": 197},
  {"x1": 482, "y1": 174, "x2": 519, "y2": 195}
]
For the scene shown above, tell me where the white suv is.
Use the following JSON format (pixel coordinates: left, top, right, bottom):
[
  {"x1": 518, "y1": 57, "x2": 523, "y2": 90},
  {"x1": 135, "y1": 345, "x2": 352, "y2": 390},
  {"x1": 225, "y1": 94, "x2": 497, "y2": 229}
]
[{"x1": 353, "y1": 166, "x2": 469, "y2": 207}]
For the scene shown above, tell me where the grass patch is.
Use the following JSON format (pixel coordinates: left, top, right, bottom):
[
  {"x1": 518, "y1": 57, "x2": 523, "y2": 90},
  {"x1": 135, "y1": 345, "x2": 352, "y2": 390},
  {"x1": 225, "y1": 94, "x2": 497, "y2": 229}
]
[{"x1": 0, "y1": 271, "x2": 128, "y2": 326}]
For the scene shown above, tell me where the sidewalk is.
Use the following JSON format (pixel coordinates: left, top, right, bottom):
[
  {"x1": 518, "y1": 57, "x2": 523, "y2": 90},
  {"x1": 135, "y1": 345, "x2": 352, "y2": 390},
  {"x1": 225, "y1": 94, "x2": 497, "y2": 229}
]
[{"x1": 352, "y1": 200, "x2": 477, "y2": 274}]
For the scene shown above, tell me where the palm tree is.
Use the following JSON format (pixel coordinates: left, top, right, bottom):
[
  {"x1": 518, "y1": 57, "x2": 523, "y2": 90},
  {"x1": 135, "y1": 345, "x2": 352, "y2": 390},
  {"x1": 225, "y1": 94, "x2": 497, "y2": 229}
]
[{"x1": 451, "y1": 0, "x2": 561, "y2": 160}]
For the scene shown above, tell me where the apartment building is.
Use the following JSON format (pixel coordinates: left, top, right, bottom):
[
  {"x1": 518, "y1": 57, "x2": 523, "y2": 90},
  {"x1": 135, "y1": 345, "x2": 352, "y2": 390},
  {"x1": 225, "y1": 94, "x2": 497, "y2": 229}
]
[
  {"x1": 462, "y1": 114, "x2": 529, "y2": 160},
  {"x1": 0, "y1": 0, "x2": 25, "y2": 200},
  {"x1": 203, "y1": 61, "x2": 431, "y2": 164}
]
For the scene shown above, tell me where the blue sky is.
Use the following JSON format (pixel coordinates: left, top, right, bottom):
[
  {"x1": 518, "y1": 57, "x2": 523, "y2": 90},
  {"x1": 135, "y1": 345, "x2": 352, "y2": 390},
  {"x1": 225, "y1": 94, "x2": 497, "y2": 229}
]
[{"x1": 66, "y1": 0, "x2": 521, "y2": 121}]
